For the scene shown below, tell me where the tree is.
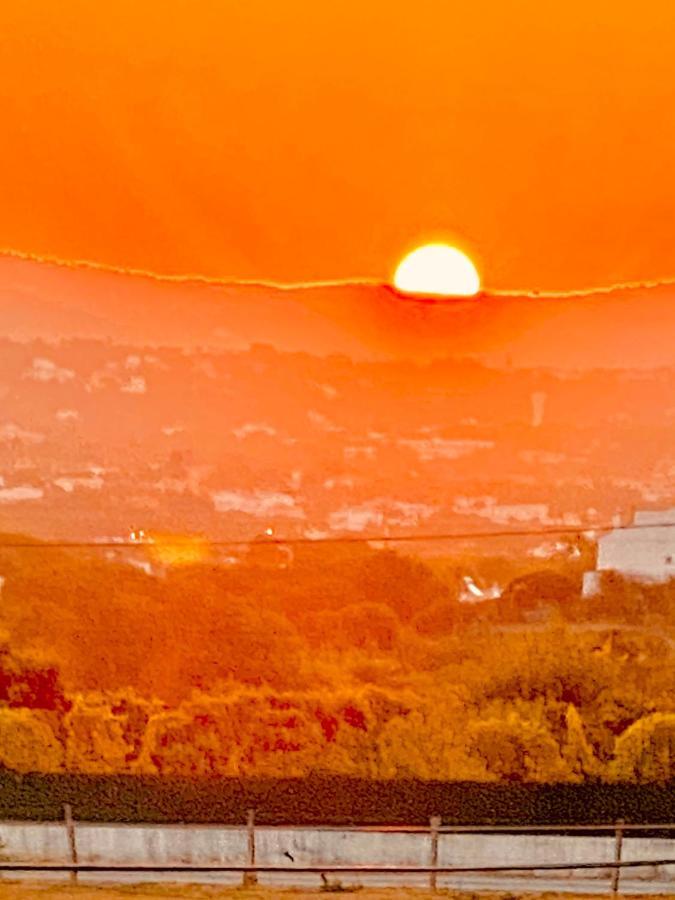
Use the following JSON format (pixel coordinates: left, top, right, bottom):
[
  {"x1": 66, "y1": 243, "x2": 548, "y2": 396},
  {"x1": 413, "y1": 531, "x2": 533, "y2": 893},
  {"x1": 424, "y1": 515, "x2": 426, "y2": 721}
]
[
  {"x1": 376, "y1": 705, "x2": 487, "y2": 781},
  {"x1": 331, "y1": 603, "x2": 402, "y2": 652},
  {"x1": 0, "y1": 640, "x2": 69, "y2": 712},
  {"x1": 499, "y1": 571, "x2": 579, "y2": 620},
  {"x1": 412, "y1": 598, "x2": 461, "y2": 638},
  {"x1": 140, "y1": 704, "x2": 230, "y2": 776},
  {"x1": 0, "y1": 707, "x2": 64, "y2": 773},
  {"x1": 64, "y1": 695, "x2": 134, "y2": 773},
  {"x1": 141, "y1": 691, "x2": 330, "y2": 777},
  {"x1": 561, "y1": 704, "x2": 600, "y2": 781},
  {"x1": 467, "y1": 712, "x2": 571, "y2": 782},
  {"x1": 351, "y1": 551, "x2": 450, "y2": 622},
  {"x1": 609, "y1": 713, "x2": 675, "y2": 783}
]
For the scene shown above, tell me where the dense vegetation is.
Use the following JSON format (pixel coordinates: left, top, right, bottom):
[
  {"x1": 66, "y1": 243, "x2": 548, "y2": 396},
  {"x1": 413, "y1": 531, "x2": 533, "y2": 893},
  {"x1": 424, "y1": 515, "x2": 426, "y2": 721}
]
[
  {"x1": 4, "y1": 773, "x2": 675, "y2": 825},
  {"x1": 2, "y1": 537, "x2": 675, "y2": 783}
]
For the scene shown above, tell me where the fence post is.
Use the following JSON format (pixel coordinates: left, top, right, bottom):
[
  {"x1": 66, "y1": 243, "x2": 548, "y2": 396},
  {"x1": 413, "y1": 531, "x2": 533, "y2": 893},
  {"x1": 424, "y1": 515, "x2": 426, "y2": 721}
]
[
  {"x1": 611, "y1": 818, "x2": 624, "y2": 895},
  {"x1": 63, "y1": 803, "x2": 78, "y2": 885},
  {"x1": 429, "y1": 815, "x2": 441, "y2": 892},
  {"x1": 243, "y1": 808, "x2": 257, "y2": 887}
]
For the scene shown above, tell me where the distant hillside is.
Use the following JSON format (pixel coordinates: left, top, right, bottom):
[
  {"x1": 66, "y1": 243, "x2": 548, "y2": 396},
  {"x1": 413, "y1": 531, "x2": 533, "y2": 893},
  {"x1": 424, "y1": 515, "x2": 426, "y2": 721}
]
[{"x1": 1, "y1": 254, "x2": 675, "y2": 369}]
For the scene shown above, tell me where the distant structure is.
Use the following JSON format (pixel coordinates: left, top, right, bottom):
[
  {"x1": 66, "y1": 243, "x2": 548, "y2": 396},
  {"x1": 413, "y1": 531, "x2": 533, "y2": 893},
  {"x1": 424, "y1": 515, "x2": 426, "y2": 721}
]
[
  {"x1": 583, "y1": 507, "x2": 675, "y2": 596},
  {"x1": 530, "y1": 391, "x2": 547, "y2": 428},
  {"x1": 246, "y1": 529, "x2": 294, "y2": 569},
  {"x1": 95, "y1": 528, "x2": 162, "y2": 577},
  {"x1": 458, "y1": 575, "x2": 501, "y2": 603}
]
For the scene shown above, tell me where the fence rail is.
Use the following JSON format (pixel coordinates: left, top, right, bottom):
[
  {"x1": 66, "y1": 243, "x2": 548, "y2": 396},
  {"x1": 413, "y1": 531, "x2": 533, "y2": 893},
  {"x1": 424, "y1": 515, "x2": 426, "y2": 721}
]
[
  {"x1": 3, "y1": 859, "x2": 675, "y2": 874},
  {"x1": 7, "y1": 821, "x2": 675, "y2": 833},
  {"x1": 437, "y1": 823, "x2": 675, "y2": 834}
]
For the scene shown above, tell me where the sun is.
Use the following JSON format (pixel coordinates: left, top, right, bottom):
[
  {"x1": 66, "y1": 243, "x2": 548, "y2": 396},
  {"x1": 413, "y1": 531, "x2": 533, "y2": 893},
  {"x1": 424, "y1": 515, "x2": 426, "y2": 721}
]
[{"x1": 393, "y1": 243, "x2": 481, "y2": 297}]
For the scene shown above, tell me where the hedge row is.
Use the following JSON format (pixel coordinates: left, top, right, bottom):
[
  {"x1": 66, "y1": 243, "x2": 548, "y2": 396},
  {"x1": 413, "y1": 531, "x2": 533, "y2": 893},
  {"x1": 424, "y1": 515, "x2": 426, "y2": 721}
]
[{"x1": 1, "y1": 774, "x2": 675, "y2": 826}]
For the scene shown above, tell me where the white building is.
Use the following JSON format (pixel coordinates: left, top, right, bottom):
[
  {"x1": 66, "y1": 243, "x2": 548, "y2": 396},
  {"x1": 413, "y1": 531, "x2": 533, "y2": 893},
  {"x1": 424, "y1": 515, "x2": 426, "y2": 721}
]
[
  {"x1": 583, "y1": 508, "x2": 675, "y2": 596},
  {"x1": 459, "y1": 575, "x2": 501, "y2": 604}
]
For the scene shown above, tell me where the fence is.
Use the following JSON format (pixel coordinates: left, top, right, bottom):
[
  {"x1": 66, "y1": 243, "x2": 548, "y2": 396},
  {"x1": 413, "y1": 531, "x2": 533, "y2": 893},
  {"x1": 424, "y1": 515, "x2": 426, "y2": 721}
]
[{"x1": 2, "y1": 807, "x2": 675, "y2": 893}]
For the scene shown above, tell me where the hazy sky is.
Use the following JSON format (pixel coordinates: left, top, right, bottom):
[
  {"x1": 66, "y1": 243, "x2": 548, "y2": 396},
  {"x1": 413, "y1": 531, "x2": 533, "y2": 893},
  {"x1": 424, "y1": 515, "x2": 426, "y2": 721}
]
[{"x1": 2, "y1": 0, "x2": 675, "y2": 289}]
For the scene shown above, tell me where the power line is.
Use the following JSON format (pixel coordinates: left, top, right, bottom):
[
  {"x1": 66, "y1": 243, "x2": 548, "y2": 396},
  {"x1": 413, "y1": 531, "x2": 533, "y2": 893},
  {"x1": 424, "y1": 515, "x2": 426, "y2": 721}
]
[{"x1": 0, "y1": 518, "x2": 672, "y2": 550}]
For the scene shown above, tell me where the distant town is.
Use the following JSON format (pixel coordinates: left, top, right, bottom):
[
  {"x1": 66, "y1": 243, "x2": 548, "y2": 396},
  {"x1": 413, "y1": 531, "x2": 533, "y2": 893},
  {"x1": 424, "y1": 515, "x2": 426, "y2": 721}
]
[
  {"x1": 1, "y1": 338, "x2": 674, "y2": 551},
  {"x1": 0, "y1": 336, "x2": 674, "y2": 608}
]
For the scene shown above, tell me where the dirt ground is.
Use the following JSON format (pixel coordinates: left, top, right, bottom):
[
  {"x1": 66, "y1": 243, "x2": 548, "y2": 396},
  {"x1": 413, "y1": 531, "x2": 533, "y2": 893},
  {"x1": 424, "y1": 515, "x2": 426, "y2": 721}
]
[{"x1": 0, "y1": 883, "x2": 672, "y2": 900}]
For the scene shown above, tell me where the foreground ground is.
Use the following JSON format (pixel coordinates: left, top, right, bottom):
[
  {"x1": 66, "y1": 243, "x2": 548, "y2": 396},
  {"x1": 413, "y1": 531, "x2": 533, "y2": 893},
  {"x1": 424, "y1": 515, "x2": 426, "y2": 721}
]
[{"x1": 1, "y1": 885, "x2": 674, "y2": 900}]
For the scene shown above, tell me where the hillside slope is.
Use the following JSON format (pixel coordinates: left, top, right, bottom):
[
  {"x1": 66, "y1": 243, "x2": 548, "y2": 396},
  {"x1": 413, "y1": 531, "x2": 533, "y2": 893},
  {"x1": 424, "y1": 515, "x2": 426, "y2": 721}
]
[{"x1": 1, "y1": 254, "x2": 675, "y2": 368}]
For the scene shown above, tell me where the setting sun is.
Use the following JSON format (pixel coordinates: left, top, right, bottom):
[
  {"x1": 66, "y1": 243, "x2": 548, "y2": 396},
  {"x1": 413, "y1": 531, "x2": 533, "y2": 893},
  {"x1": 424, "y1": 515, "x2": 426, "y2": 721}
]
[{"x1": 393, "y1": 243, "x2": 481, "y2": 297}]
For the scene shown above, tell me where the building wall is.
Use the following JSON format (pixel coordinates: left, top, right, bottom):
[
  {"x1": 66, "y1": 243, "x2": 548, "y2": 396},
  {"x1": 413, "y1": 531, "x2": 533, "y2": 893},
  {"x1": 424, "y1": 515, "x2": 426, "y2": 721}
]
[
  {"x1": 633, "y1": 509, "x2": 675, "y2": 527},
  {"x1": 597, "y1": 527, "x2": 675, "y2": 581}
]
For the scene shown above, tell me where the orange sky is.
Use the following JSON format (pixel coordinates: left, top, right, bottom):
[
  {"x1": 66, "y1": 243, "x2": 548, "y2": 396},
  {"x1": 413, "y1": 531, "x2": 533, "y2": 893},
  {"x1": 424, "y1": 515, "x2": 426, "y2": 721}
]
[{"x1": 1, "y1": 0, "x2": 675, "y2": 290}]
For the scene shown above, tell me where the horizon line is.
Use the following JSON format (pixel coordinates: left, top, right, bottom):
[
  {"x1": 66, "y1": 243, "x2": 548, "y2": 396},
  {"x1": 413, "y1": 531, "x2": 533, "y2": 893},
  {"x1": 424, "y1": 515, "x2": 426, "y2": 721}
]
[{"x1": 2, "y1": 245, "x2": 675, "y2": 299}]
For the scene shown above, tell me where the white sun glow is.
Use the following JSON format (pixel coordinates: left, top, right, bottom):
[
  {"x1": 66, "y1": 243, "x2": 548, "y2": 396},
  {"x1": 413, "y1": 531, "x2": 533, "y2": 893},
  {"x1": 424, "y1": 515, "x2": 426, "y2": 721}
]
[{"x1": 393, "y1": 243, "x2": 481, "y2": 297}]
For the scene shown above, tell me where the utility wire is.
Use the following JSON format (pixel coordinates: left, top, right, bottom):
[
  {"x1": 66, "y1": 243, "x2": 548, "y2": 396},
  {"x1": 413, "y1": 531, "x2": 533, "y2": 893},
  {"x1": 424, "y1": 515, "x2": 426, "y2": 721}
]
[{"x1": 0, "y1": 519, "x2": 672, "y2": 550}]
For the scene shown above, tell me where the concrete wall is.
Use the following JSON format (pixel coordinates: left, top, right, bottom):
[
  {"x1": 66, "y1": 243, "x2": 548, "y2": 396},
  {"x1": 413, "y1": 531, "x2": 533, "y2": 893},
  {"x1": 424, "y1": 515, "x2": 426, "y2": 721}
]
[{"x1": 1, "y1": 822, "x2": 674, "y2": 883}]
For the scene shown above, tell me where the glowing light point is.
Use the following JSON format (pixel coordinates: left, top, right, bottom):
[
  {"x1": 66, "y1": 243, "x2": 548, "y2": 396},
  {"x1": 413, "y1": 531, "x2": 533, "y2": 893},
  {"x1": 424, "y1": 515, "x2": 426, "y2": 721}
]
[{"x1": 393, "y1": 243, "x2": 481, "y2": 297}]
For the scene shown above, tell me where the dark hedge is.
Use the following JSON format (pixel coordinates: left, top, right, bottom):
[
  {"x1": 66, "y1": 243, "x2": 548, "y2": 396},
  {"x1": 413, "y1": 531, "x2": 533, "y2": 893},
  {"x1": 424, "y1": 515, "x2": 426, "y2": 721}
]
[{"x1": 1, "y1": 774, "x2": 675, "y2": 827}]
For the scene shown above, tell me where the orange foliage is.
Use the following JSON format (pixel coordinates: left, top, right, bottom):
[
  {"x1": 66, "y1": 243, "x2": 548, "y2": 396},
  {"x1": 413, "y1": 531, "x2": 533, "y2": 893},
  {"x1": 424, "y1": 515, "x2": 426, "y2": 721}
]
[{"x1": 1, "y1": 548, "x2": 674, "y2": 781}]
